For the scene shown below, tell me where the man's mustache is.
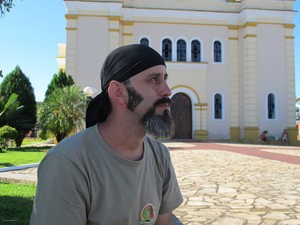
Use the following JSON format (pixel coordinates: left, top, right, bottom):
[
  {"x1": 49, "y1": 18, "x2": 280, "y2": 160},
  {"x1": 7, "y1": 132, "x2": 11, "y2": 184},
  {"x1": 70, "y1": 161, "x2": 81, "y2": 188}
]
[{"x1": 153, "y1": 98, "x2": 171, "y2": 108}]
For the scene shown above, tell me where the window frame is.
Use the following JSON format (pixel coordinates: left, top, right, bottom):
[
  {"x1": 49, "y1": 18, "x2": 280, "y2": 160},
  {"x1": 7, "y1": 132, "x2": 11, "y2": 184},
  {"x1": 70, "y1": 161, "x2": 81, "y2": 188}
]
[
  {"x1": 139, "y1": 37, "x2": 150, "y2": 46},
  {"x1": 213, "y1": 93, "x2": 224, "y2": 120},
  {"x1": 212, "y1": 39, "x2": 224, "y2": 64},
  {"x1": 176, "y1": 39, "x2": 187, "y2": 62},
  {"x1": 191, "y1": 39, "x2": 201, "y2": 62},
  {"x1": 266, "y1": 92, "x2": 277, "y2": 120},
  {"x1": 161, "y1": 38, "x2": 173, "y2": 62}
]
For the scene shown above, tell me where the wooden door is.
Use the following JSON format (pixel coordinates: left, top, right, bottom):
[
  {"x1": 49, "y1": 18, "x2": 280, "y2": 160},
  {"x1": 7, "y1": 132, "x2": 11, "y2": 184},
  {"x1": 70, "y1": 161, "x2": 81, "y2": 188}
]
[{"x1": 171, "y1": 93, "x2": 192, "y2": 139}]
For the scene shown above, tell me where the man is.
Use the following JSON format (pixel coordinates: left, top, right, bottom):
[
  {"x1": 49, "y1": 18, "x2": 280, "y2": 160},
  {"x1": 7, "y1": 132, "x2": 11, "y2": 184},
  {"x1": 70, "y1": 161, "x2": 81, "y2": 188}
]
[{"x1": 30, "y1": 44, "x2": 183, "y2": 225}]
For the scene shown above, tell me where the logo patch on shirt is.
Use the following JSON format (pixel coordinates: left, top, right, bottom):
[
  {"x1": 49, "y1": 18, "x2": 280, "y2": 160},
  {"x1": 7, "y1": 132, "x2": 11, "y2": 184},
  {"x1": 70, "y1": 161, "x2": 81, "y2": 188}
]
[{"x1": 140, "y1": 203, "x2": 155, "y2": 224}]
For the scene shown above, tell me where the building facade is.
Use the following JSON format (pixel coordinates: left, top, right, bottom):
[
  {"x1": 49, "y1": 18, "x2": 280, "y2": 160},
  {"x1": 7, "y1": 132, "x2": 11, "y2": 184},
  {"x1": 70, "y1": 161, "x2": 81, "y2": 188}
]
[{"x1": 59, "y1": 0, "x2": 298, "y2": 144}]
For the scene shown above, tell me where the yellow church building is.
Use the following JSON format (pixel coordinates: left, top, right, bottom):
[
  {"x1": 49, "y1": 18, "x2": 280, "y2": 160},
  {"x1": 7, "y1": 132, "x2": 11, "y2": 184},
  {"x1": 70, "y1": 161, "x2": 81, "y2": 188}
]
[{"x1": 58, "y1": 0, "x2": 298, "y2": 144}]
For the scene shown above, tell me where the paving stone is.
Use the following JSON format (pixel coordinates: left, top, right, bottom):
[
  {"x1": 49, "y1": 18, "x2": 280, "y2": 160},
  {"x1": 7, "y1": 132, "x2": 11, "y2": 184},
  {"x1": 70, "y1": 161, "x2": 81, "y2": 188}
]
[
  {"x1": 265, "y1": 203, "x2": 290, "y2": 210},
  {"x1": 277, "y1": 219, "x2": 300, "y2": 225},
  {"x1": 236, "y1": 194, "x2": 257, "y2": 200},
  {"x1": 260, "y1": 219, "x2": 277, "y2": 225},
  {"x1": 255, "y1": 198, "x2": 274, "y2": 205},
  {"x1": 211, "y1": 216, "x2": 246, "y2": 225},
  {"x1": 218, "y1": 187, "x2": 237, "y2": 193},
  {"x1": 197, "y1": 188, "x2": 217, "y2": 194},
  {"x1": 262, "y1": 212, "x2": 290, "y2": 220},
  {"x1": 187, "y1": 201, "x2": 214, "y2": 207}
]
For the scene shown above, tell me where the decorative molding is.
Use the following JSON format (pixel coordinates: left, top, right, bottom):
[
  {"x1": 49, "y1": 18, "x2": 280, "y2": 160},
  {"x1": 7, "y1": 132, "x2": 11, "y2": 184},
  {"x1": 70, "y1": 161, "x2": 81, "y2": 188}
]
[
  {"x1": 284, "y1": 24, "x2": 295, "y2": 29},
  {"x1": 108, "y1": 16, "x2": 121, "y2": 21},
  {"x1": 66, "y1": 27, "x2": 77, "y2": 31},
  {"x1": 121, "y1": 21, "x2": 134, "y2": 26},
  {"x1": 243, "y1": 34, "x2": 256, "y2": 39},
  {"x1": 243, "y1": 22, "x2": 257, "y2": 28},
  {"x1": 65, "y1": 14, "x2": 78, "y2": 20},
  {"x1": 109, "y1": 28, "x2": 120, "y2": 32},
  {"x1": 123, "y1": 33, "x2": 133, "y2": 36},
  {"x1": 171, "y1": 85, "x2": 201, "y2": 104},
  {"x1": 285, "y1": 36, "x2": 295, "y2": 39},
  {"x1": 228, "y1": 25, "x2": 239, "y2": 30}
]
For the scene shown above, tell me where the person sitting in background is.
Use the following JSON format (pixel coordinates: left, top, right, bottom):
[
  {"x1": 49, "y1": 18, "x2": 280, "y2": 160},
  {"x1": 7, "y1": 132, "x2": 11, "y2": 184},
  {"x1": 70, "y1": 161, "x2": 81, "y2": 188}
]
[
  {"x1": 282, "y1": 129, "x2": 289, "y2": 145},
  {"x1": 260, "y1": 130, "x2": 271, "y2": 143}
]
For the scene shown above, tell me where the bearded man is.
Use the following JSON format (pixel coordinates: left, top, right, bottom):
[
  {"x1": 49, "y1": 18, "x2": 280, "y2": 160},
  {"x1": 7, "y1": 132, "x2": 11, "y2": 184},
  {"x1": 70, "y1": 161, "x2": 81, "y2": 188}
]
[{"x1": 30, "y1": 44, "x2": 183, "y2": 225}]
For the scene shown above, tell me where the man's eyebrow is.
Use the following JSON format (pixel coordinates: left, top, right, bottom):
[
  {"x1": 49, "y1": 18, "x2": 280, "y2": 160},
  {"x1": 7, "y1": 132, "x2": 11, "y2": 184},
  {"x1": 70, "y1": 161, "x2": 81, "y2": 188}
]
[
  {"x1": 164, "y1": 73, "x2": 169, "y2": 80},
  {"x1": 147, "y1": 72, "x2": 161, "y2": 78},
  {"x1": 146, "y1": 72, "x2": 168, "y2": 80}
]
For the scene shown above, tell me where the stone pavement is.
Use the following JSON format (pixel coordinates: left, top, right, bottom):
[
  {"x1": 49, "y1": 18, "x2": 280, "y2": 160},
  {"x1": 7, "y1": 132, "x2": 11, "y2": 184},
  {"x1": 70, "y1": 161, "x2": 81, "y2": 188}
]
[
  {"x1": 1, "y1": 142, "x2": 300, "y2": 225},
  {"x1": 164, "y1": 142, "x2": 300, "y2": 225}
]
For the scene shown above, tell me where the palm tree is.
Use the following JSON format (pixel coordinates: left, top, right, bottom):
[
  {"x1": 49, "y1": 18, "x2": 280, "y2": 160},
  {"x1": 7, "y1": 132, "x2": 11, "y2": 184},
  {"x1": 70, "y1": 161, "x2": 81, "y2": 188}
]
[
  {"x1": 0, "y1": 93, "x2": 23, "y2": 126},
  {"x1": 39, "y1": 85, "x2": 85, "y2": 142}
]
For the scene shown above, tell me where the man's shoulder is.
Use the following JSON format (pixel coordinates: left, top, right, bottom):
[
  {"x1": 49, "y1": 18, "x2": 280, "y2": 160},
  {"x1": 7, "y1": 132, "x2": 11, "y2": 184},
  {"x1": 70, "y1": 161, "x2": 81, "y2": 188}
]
[
  {"x1": 144, "y1": 135, "x2": 170, "y2": 160},
  {"x1": 145, "y1": 135, "x2": 168, "y2": 149},
  {"x1": 47, "y1": 125, "x2": 98, "y2": 156}
]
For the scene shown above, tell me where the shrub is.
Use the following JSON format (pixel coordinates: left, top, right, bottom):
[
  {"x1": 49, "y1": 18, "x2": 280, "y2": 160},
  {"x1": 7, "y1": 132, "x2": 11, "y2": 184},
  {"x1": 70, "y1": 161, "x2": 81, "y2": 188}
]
[
  {"x1": 0, "y1": 126, "x2": 18, "y2": 152},
  {"x1": 0, "y1": 137, "x2": 7, "y2": 153},
  {"x1": 0, "y1": 125, "x2": 18, "y2": 140}
]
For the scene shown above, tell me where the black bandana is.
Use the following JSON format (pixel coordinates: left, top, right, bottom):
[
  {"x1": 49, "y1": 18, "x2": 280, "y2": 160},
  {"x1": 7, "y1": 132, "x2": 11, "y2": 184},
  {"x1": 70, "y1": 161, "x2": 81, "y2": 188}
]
[{"x1": 86, "y1": 44, "x2": 166, "y2": 128}]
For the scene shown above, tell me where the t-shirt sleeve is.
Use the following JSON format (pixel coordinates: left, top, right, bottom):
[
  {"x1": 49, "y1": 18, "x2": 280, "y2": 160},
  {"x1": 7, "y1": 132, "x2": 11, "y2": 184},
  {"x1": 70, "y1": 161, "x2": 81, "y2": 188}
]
[
  {"x1": 30, "y1": 153, "x2": 90, "y2": 225},
  {"x1": 158, "y1": 149, "x2": 183, "y2": 214}
]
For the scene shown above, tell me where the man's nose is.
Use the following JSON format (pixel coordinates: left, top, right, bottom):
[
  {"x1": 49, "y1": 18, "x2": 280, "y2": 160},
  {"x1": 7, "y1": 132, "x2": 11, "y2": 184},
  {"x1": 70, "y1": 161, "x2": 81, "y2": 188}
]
[{"x1": 161, "y1": 82, "x2": 172, "y2": 97}]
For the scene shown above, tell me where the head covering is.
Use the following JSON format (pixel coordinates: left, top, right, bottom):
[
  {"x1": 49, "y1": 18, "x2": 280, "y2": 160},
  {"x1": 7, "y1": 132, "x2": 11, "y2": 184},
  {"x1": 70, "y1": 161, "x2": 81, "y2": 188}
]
[{"x1": 86, "y1": 44, "x2": 166, "y2": 128}]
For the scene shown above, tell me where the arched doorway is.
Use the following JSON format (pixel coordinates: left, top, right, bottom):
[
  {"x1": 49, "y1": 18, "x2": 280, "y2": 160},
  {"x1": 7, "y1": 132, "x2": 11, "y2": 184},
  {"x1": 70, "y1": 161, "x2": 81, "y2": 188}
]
[{"x1": 171, "y1": 93, "x2": 192, "y2": 139}]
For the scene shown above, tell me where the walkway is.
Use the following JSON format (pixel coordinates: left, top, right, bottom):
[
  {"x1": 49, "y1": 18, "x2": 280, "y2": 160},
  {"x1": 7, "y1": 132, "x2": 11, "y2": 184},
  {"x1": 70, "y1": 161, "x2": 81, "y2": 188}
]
[
  {"x1": 165, "y1": 142, "x2": 300, "y2": 225},
  {"x1": 1, "y1": 142, "x2": 300, "y2": 225}
]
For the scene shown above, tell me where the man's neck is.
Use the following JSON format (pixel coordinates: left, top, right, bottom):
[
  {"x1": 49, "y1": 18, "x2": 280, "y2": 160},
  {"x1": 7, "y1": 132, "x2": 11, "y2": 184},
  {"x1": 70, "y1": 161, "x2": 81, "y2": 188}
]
[{"x1": 97, "y1": 120, "x2": 146, "y2": 161}]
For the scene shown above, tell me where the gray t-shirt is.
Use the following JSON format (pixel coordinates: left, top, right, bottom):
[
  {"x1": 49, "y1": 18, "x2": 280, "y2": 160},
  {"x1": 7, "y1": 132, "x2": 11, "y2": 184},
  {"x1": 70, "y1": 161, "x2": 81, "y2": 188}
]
[{"x1": 30, "y1": 125, "x2": 183, "y2": 225}]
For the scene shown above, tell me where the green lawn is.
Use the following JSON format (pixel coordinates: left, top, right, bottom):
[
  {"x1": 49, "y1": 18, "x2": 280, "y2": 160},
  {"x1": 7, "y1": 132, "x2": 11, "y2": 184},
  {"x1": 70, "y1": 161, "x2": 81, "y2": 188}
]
[
  {"x1": 7, "y1": 137, "x2": 52, "y2": 148},
  {"x1": 0, "y1": 141, "x2": 53, "y2": 224},
  {"x1": 0, "y1": 146, "x2": 48, "y2": 224},
  {"x1": 0, "y1": 150, "x2": 48, "y2": 168},
  {"x1": 0, "y1": 181, "x2": 36, "y2": 225},
  {"x1": 21, "y1": 138, "x2": 44, "y2": 146}
]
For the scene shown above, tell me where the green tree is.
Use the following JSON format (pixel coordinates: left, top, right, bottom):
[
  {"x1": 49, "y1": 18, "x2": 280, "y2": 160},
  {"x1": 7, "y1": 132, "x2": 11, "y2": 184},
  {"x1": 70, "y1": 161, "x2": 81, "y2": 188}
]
[
  {"x1": 39, "y1": 85, "x2": 85, "y2": 143},
  {"x1": 0, "y1": 66, "x2": 37, "y2": 146},
  {"x1": 45, "y1": 69, "x2": 74, "y2": 100},
  {"x1": 0, "y1": 93, "x2": 22, "y2": 126},
  {"x1": 0, "y1": 0, "x2": 17, "y2": 16}
]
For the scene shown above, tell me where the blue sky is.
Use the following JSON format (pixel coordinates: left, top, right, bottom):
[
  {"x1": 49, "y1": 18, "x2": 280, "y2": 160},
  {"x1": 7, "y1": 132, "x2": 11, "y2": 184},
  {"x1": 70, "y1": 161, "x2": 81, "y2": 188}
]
[
  {"x1": 0, "y1": 0, "x2": 300, "y2": 102},
  {"x1": 0, "y1": 0, "x2": 66, "y2": 102}
]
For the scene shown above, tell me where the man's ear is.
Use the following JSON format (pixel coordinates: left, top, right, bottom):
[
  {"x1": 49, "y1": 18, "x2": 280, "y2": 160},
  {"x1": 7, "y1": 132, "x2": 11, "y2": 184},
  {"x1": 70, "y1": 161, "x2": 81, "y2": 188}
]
[{"x1": 107, "y1": 80, "x2": 127, "y2": 105}]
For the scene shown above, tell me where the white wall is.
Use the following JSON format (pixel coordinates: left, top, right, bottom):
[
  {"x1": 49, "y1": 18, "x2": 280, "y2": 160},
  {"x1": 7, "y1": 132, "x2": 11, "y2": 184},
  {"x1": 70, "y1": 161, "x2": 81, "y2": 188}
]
[{"x1": 256, "y1": 24, "x2": 286, "y2": 138}]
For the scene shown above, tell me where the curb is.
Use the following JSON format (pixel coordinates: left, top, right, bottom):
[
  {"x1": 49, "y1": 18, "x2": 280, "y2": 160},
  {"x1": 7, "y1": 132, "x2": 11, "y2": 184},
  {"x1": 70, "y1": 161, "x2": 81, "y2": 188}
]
[{"x1": 0, "y1": 163, "x2": 39, "y2": 173}]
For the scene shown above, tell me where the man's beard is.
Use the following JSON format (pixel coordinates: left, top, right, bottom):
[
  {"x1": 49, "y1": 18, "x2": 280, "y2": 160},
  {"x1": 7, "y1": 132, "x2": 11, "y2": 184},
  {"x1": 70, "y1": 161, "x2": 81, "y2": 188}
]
[
  {"x1": 124, "y1": 82, "x2": 175, "y2": 139},
  {"x1": 141, "y1": 106, "x2": 175, "y2": 139}
]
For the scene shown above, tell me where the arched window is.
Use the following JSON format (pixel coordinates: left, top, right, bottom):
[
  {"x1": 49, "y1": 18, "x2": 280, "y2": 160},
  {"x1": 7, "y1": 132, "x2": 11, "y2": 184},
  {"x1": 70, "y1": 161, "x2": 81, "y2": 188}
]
[
  {"x1": 213, "y1": 40, "x2": 222, "y2": 63},
  {"x1": 267, "y1": 93, "x2": 275, "y2": 119},
  {"x1": 177, "y1": 39, "x2": 186, "y2": 62},
  {"x1": 214, "y1": 93, "x2": 222, "y2": 119},
  {"x1": 140, "y1": 38, "x2": 149, "y2": 46},
  {"x1": 191, "y1": 40, "x2": 201, "y2": 62},
  {"x1": 162, "y1": 39, "x2": 172, "y2": 61}
]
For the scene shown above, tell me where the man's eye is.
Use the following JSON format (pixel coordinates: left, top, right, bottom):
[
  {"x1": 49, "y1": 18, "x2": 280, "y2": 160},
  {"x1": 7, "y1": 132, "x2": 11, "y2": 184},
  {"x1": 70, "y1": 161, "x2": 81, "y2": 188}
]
[{"x1": 150, "y1": 77, "x2": 159, "y2": 83}]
